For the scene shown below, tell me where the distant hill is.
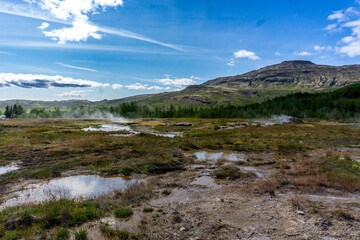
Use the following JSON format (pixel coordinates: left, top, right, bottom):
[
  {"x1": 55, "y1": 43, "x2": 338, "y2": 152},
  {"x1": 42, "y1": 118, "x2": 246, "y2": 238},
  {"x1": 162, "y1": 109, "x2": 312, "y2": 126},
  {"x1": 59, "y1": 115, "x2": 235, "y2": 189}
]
[
  {"x1": 0, "y1": 100, "x2": 94, "y2": 109},
  {"x1": 103, "y1": 60, "x2": 360, "y2": 107},
  {"x1": 2, "y1": 60, "x2": 360, "y2": 109}
]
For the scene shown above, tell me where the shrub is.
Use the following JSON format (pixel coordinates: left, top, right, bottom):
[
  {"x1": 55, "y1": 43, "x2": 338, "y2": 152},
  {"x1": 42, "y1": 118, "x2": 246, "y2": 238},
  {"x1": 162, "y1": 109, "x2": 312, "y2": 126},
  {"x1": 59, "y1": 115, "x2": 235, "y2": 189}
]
[
  {"x1": 121, "y1": 182, "x2": 151, "y2": 201},
  {"x1": 114, "y1": 208, "x2": 133, "y2": 218},
  {"x1": 74, "y1": 229, "x2": 88, "y2": 240},
  {"x1": 143, "y1": 207, "x2": 154, "y2": 213},
  {"x1": 161, "y1": 189, "x2": 172, "y2": 196},
  {"x1": 57, "y1": 228, "x2": 69, "y2": 239}
]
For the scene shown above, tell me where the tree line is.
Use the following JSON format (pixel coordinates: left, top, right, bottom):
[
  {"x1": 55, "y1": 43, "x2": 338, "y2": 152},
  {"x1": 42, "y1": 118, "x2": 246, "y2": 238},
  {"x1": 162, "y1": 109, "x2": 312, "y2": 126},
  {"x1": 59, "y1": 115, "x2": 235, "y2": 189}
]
[
  {"x1": 3, "y1": 104, "x2": 24, "y2": 118},
  {"x1": 3, "y1": 84, "x2": 360, "y2": 120},
  {"x1": 108, "y1": 84, "x2": 360, "y2": 120}
]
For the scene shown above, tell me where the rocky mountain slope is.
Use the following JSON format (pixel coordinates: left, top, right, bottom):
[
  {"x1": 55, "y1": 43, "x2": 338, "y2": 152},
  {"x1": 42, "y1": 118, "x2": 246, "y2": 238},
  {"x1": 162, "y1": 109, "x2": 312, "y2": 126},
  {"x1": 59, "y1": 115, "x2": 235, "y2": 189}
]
[
  {"x1": 118, "y1": 60, "x2": 360, "y2": 107},
  {"x1": 2, "y1": 61, "x2": 360, "y2": 109}
]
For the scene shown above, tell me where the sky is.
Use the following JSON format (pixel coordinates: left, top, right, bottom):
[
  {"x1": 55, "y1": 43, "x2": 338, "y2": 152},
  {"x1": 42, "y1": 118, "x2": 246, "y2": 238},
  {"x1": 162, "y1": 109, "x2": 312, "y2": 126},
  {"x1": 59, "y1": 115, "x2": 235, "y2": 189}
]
[{"x1": 0, "y1": 0, "x2": 360, "y2": 101}]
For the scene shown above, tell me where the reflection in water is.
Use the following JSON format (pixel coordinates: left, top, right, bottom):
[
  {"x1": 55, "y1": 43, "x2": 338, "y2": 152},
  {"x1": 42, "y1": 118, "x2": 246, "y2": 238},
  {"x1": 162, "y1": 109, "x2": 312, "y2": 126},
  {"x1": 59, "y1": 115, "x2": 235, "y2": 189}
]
[
  {"x1": 0, "y1": 163, "x2": 19, "y2": 175},
  {"x1": 1, "y1": 175, "x2": 140, "y2": 209},
  {"x1": 83, "y1": 124, "x2": 132, "y2": 132},
  {"x1": 193, "y1": 151, "x2": 246, "y2": 162}
]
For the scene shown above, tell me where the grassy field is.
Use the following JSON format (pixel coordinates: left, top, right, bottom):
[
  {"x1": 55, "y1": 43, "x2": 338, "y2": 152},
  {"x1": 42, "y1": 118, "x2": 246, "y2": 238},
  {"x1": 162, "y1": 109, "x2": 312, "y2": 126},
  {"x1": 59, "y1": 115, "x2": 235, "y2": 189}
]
[{"x1": 0, "y1": 118, "x2": 360, "y2": 239}]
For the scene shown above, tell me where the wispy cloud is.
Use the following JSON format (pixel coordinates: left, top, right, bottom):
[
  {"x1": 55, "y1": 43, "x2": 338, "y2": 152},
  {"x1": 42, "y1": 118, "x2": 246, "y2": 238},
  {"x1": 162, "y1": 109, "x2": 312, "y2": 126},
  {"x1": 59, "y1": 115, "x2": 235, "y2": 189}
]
[
  {"x1": 227, "y1": 58, "x2": 235, "y2": 66},
  {"x1": 99, "y1": 27, "x2": 184, "y2": 52},
  {"x1": 112, "y1": 82, "x2": 170, "y2": 91},
  {"x1": 293, "y1": 51, "x2": 312, "y2": 56},
  {"x1": 0, "y1": 73, "x2": 107, "y2": 88},
  {"x1": 56, "y1": 90, "x2": 92, "y2": 97},
  {"x1": 0, "y1": 1, "x2": 182, "y2": 51},
  {"x1": 56, "y1": 62, "x2": 97, "y2": 72},
  {"x1": 0, "y1": 40, "x2": 179, "y2": 55},
  {"x1": 314, "y1": 45, "x2": 332, "y2": 51},
  {"x1": 0, "y1": 50, "x2": 13, "y2": 55}
]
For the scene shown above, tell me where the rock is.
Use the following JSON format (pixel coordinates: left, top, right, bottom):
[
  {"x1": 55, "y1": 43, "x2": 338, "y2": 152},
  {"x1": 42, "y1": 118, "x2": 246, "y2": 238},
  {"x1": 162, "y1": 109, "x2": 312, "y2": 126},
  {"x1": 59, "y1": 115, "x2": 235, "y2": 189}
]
[
  {"x1": 180, "y1": 227, "x2": 187, "y2": 232},
  {"x1": 172, "y1": 122, "x2": 193, "y2": 127},
  {"x1": 287, "y1": 118, "x2": 305, "y2": 124},
  {"x1": 297, "y1": 210, "x2": 305, "y2": 215},
  {"x1": 315, "y1": 220, "x2": 332, "y2": 231}
]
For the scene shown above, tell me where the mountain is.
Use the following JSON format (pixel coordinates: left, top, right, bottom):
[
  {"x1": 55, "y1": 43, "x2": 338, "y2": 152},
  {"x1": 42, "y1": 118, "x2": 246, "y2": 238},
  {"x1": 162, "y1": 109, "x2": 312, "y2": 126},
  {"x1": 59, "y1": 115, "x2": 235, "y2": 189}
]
[
  {"x1": 2, "y1": 61, "x2": 360, "y2": 109},
  {"x1": 120, "y1": 60, "x2": 360, "y2": 107}
]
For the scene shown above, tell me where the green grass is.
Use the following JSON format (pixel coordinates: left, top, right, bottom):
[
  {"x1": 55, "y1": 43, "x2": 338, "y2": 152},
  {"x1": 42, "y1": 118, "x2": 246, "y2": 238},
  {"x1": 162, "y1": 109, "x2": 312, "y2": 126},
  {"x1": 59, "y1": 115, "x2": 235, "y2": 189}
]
[
  {"x1": 114, "y1": 208, "x2": 133, "y2": 218},
  {"x1": 56, "y1": 228, "x2": 69, "y2": 239},
  {"x1": 74, "y1": 229, "x2": 88, "y2": 240},
  {"x1": 212, "y1": 166, "x2": 256, "y2": 180}
]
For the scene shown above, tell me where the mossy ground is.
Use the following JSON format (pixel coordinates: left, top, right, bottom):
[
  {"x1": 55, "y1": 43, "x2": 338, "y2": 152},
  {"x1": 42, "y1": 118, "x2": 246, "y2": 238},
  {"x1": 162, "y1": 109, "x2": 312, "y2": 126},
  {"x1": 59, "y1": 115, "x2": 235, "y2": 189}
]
[{"x1": 0, "y1": 118, "x2": 360, "y2": 238}]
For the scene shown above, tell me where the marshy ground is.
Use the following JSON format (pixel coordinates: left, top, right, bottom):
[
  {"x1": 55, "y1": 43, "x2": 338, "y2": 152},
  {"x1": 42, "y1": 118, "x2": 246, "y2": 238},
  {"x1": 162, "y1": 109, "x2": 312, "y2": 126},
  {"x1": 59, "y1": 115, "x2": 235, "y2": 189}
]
[{"x1": 0, "y1": 118, "x2": 360, "y2": 239}]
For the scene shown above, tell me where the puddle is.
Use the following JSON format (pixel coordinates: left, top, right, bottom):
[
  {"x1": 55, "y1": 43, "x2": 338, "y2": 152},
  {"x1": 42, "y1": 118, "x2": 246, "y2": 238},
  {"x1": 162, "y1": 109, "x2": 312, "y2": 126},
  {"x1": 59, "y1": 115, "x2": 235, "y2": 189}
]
[
  {"x1": 0, "y1": 163, "x2": 19, "y2": 175},
  {"x1": 149, "y1": 188, "x2": 190, "y2": 207},
  {"x1": 190, "y1": 176, "x2": 222, "y2": 190},
  {"x1": 1, "y1": 175, "x2": 140, "y2": 209},
  {"x1": 83, "y1": 121, "x2": 182, "y2": 138},
  {"x1": 306, "y1": 194, "x2": 359, "y2": 201},
  {"x1": 190, "y1": 151, "x2": 246, "y2": 162},
  {"x1": 83, "y1": 124, "x2": 132, "y2": 132},
  {"x1": 150, "y1": 132, "x2": 183, "y2": 138}
]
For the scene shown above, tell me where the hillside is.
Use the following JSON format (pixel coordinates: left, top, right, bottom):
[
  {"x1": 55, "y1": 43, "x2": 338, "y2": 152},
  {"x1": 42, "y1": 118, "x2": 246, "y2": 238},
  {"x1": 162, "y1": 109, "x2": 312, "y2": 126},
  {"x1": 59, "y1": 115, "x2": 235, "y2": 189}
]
[
  {"x1": 0, "y1": 100, "x2": 94, "y2": 109},
  {"x1": 2, "y1": 60, "x2": 360, "y2": 109},
  {"x1": 108, "y1": 60, "x2": 360, "y2": 107},
  {"x1": 106, "y1": 83, "x2": 360, "y2": 119}
]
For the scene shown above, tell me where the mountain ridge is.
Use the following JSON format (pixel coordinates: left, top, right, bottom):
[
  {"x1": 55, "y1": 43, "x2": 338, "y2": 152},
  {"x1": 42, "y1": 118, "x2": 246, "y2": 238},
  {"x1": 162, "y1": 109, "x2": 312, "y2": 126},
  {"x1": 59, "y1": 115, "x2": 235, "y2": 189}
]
[{"x1": 1, "y1": 61, "x2": 360, "y2": 109}]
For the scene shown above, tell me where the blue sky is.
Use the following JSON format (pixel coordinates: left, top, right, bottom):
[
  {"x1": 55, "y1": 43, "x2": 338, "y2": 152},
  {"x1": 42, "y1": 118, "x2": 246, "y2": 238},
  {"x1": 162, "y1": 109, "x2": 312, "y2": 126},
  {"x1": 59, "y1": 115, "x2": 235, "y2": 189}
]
[{"x1": 0, "y1": 0, "x2": 360, "y2": 101}]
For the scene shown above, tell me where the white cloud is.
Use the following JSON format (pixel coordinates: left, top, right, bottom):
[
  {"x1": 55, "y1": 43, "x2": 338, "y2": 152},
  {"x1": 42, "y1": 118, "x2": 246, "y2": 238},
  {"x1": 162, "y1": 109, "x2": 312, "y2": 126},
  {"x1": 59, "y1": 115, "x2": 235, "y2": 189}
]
[
  {"x1": 294, "y1": 51, "x2": 312, "y2": 56},
  {"x1": 159, "y1": 76, "x2": 197, "y2": 87},
  {"x1": 227, "y1": 58, "x2": 235, "y2": 66},
  {"x1": 111, "y1": 84, "x2": 123, "y2": 90},
  {"x1": 337, "y1": 41, "x2": 360, "y2": 57},
  {"x1": 0, "y1": 1, "x2": 183, "y2": 51},
  {"x1": 56, "y1": 90, "x2": 92, "y2": 97},
  {"x1": 341, "y1": 36, "x2": 355, "y2": 43},
  {"x1": 314, "y1": 45, "x2": 332, "y2": 51},
  {"x1": 37, "y1": 22, "x2": 49, "y2": 30},
  {"x1": 328, "y1": 10, "x2": 347, "y2": 22},
  {"x1": 56, "y1": 62, "x2": 97, "y2": 72},
  {"x1": 325, "y1": 23, "x2": 340, "y2": 31},
  {"x1": 0, "y1": 73, "x2": 107, "y2": 88},
  {"x1": 274, "y1": 52, "x2": 281, "y2": 56},
  {"x1": 326, "y1": 5, "x2": 360, "y2": 57},
  {"x1": 148, "y1": 86, "x2": 170, "y2": 91},
  {"x1": 233, "y1": 49, "x2": 261, "y2": 60},
  {"x1": 328, "y1": 7, "x2": 360, "y2": 23},
  {"x1": 125, "y1": 83, "x2": 149, "y2": 90},
  {"x1": 43, "y1": 19, "x2": 101, "y2": 44}
]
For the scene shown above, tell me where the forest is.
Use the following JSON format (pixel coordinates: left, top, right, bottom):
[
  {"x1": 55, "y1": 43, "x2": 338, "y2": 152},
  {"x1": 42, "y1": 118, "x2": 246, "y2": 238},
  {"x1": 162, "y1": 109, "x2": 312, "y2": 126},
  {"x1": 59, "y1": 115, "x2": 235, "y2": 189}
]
[{"x1": 4, "y1": 84, "x2": 360, "y2": 120}]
